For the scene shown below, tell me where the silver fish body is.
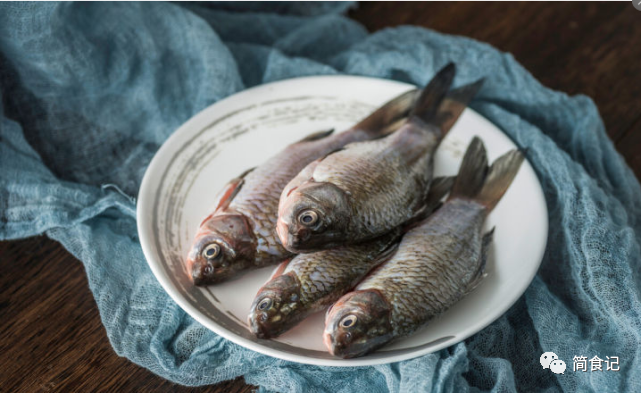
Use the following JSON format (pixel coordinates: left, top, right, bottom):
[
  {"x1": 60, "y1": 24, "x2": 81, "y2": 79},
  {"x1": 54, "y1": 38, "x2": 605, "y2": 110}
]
[
  {"x1": 324, "y1": 137, "x2": 524, "y2": 358},
  {"x1": 187, "y1": 89, "x2": 420, "y2": 285},
  {"x1": 247, "y1": 231, "x2": 399, "y2": 339},
  {"x1": 248, "y1": 176, "x2": 455, "y2": 339},
  {"x1": 277, "y1": 65, "x2": 484, "y2": 253}
]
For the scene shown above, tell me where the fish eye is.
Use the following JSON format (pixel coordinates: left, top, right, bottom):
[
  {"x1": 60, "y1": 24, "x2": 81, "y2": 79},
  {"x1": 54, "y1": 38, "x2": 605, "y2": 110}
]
[
  {"x1": 202, "y1": 243, "x2": 221, "y2": 260},
  {"x1": 298, "y1": 210, "x2": 319, "y2": 227},
  {"x1": 340, "y1": 315, "x2": 357, "y2": 328},
  {"x1": 257, "y1": 297, "x2": 272, "y2": 311}
]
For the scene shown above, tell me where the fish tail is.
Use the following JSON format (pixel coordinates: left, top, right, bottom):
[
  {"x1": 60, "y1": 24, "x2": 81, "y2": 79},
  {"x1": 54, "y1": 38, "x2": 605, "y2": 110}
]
[
  {"x1": 436, "y1": 79, "x2": 484, "y2": 135},
  {"x1": 408, "y1": 63, "x2": 456, "y2": 129},
  {"x1": 450, "y1": 136, "x2": 524, "y2": 212},
  {"x1": 449, "y1": 137, "x2": 488, "y2": 200},
  {"x1": 477, "y1": 149, "x2": 524, "y2": 211},
  {"x1": 353, "y1": 89, "x2": 420, "y2": 137}
]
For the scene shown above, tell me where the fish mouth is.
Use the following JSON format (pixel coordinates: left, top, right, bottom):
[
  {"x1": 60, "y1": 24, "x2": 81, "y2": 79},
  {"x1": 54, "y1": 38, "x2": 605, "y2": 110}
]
[
  {"x1": 277, "y1": 217, "x2": 312, "y2": 252},
  {"x1": 187, "y1": 213, "x2": 258, "y2": 285},
  {"x1": 324, "y1": 329, "x2": 384, "y2": 359},
  {"x1": 285, "y1": 231, "x2": 311, "y2": 253},
  {"x1": 323, "y1": 331, "x2": 366, "y2": 359},
  {"x1": 247, "y1": 313, "x2": 273, "y2": 339},
  {"x1": 191, "y1": 262, "x2": 240, "y2": 286},
  {"x1": 247, "y1": 301, "x2": 285, "y2": 339},
  {"x1": 248, "y1": 312, "x2": 300, "y2": 339},
  {"x1": 191, "y1": 263, "x2": 236, "y2": 285},
  {"x1": 276, "y1": 217, "x2": 290, "y2": 248}
]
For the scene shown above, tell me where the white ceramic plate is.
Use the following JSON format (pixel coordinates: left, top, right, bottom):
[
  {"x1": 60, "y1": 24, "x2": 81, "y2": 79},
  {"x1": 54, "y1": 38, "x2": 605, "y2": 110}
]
[{"x1": 137, "y1": 76, "x2": 548, "y2": 367}]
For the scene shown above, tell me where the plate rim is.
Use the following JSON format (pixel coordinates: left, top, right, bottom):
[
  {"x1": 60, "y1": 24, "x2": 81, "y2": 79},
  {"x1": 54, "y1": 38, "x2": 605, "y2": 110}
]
[{"x1": 137, "y1": 74, "x2": 549, "y2": 367}]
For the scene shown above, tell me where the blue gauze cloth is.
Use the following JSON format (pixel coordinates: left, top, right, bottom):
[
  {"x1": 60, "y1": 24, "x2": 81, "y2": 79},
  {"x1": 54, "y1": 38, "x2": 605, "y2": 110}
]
[{"x1": 1, "y1": 2, "x2": 640, "y2": 392}]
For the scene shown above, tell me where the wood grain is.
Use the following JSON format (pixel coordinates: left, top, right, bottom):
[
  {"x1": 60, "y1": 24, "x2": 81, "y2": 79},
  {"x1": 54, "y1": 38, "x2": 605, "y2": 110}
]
[
  {"x1": 0, "y1": 237, "x2": 255, "y2": 393},
  {"x1": 1, "y1": 3, "x2": 639, "y2": 392}
]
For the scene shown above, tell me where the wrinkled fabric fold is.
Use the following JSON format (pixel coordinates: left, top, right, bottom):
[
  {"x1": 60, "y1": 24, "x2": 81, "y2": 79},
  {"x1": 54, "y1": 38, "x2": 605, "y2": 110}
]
[{"x1": 1, "y1": 2, "x2": 639, "y2": 392}]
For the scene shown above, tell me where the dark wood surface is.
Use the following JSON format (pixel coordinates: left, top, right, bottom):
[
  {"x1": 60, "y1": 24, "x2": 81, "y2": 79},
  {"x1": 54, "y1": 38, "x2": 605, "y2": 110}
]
[{"x1": 1, "y1": 3, "x2": 639, "y2": 392}]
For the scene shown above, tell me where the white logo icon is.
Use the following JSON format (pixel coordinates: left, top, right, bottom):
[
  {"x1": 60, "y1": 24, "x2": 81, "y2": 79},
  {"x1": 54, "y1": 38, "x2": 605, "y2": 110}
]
[
  {"x1": 540, "y1": 352, "x2": 558, "y2": 369},
  {"x1": 550, "y1": 359, "x2": 567, "y2": 374}
]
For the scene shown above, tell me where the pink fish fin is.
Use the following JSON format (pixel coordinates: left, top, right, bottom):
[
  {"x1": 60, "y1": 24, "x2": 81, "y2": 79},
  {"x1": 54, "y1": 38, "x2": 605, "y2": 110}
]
[
  {"x1": 296, "y1": 128, "x2": 335, "y2": 143},
  {"x1": 282, "y1": 160, "x2": 320, "y2": 198},
  {"x1": 464, "y1": 227, "x2": 494, "y2": 295},
  {"x1": 213, "y1": 166, "x2": 255, "y2": 212},
  {"x1": 268, "y1": 257, "x2": 293, "y2": 280}
]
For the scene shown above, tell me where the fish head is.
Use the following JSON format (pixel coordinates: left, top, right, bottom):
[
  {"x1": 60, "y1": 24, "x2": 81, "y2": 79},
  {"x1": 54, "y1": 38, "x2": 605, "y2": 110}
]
[
  {"x1": 187, "y1": 213, "x2": 256, "y2": 285},
  {"x1": 277, "y1": 182, "x2": 351, "y2": 252},
  {"x1": 323, "y1": 289, "x2": 393, "y2": 359},
  {"x1": 247, "y1": 273, "x2": 303, "y2": 338}
]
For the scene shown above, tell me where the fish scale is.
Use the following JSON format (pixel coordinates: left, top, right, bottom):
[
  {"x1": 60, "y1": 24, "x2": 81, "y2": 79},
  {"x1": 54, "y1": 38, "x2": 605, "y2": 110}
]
[
  {"x1": 324, "y1": 137, "x2": 525, "y2": 358},
  {"x1": 276, "y1": 65, "x2": 483, "y2": 254},
  {"x1": 247, "y1": 231, "x2": 400, "y2": 338},
  {"x1": 248, "y1": 175, "x2": 456, "y2": 338},
  {"x1": 286, "y1": 234, "x2": 397, "y2": 307},
  {"x1": 359, "y1": 200, "x2": 486, "y2": 336},
  {"x1": 187, "y1": 88, "x2": 421, "y2": 285},
  {"x1": 309, "y1": 123, "x2": 436, "y2": 241},
  {"x1": 232, "y1": 134, "x2": 397, "y2": 263}
]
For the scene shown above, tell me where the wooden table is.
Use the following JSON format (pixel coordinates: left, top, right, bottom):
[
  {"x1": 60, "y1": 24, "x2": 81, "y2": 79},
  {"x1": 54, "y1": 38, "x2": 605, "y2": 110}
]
[{"x1": 2, "y1": 3, "x2": 639, "y2": 392}]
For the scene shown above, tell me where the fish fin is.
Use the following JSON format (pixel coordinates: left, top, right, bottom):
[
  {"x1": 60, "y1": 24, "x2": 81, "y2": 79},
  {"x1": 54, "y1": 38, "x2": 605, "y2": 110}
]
[
  {"x1": 353, "y1": 241, "x2": 400, "y2": 289},
  {"x1": 449, "y1": 137, "x2": 524, "y2": 211},
  {"x1": 476, "y1": 149, "x2": 524, "y2": 212},
  {"x1": 479, "y1": 228, "x2": 494, "y2": 276},
  {"x1": 377, "y1": 238, "x2": 400, "y2": 262},
  {"x1": 214, "y1": 167, "x2": 255, "y2": 212},
  {"x1": 378, "y1": 117, "x2": 407, "y2": 137},
  {"x1": 425, "y1": 176, "x2": 456, "y2": 209},
  {"x1": 408, "y1": 63, "x2": 456, "y2": 129},
  {"x1": 435, "y1": 79, "x2": 484, "y2": 135},
  {"x1": 464, "y1": 228, "x2": 493, "y2": 294},
  {"x1": 403, "y1": 175, "x2": 456, "y2": 231},
  {"x1": 449, "y1": 136, "x2": 488, "y2": 200},
  {"x1": 268, "y1": 257, "x2": 293, "y2": 281},
  {"x1": 353, "y1": 89, "x2": 420, "y2": 137},
  {"x1": 318, "y1": 146, "x2": 346, "y2": 162},
  {"x1": 282, "y1": 160, "x2": 320, "y2": 199},
  {"x1": 297, "y1": 128, "x2": 335, "y2": 143}
]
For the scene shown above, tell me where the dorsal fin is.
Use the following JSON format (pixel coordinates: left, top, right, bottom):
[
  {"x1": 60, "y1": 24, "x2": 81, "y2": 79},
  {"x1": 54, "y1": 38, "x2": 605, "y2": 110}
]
[
  {"x1": 353, "y1": 89, "x2": 420, "y2": 136},
  {"x1": 297, "y1": 128, "x2": 335, "y2": 143},
  {"x1": 214, "y1": 167, "x2": 255, "y2": 212},
  {"x1": 268, "y1": 258, "x2": 293, "y2": 281},
  {"x1": 318, "y1": 146, "x2": 346, "y2": 162}
]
